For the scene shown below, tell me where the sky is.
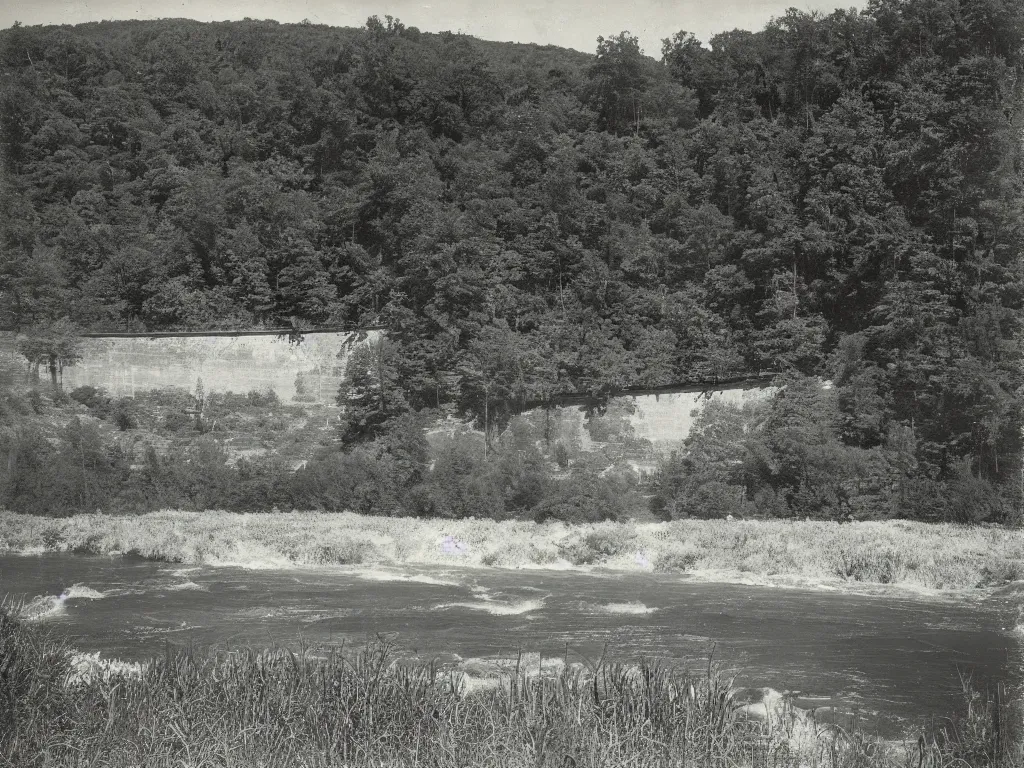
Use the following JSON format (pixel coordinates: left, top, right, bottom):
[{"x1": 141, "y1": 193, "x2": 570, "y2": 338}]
[{"x1": 0, "y1": 0, "x2": 868, "y2": 57}]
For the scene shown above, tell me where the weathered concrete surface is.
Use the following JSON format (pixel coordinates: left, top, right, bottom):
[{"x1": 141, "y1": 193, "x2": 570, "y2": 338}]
[
  {"x1": 623, "y1": 386, "x2": 775, "y2": 448},
  {"x1": 432, "y1": 384, "x2": 776, "y2": 462},
  {"x1": 549, "y1": 386, "x2": 774, "y2": 456},
  {"x1": 60, "y1": 331, "x2": 379, "y2": 404},
  {"x1": 1, "y1": 329, "x2": 774, "y2": 444}
]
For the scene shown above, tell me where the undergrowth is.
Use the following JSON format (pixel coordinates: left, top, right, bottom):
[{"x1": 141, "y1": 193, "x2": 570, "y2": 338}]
[{"x1": 0, "y1": 608, "x2": 1019, "y2": 768}]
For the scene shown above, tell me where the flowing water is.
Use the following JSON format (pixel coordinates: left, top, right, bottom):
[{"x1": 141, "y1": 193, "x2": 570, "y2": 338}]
[{"x1": 2, "y1": 552, "x2": 1021, "y2": 734}]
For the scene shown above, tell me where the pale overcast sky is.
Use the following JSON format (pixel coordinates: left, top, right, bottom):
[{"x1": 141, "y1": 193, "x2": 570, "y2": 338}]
[{"x1": 0, "y1": 0, "x2": 867, "y2": 56}]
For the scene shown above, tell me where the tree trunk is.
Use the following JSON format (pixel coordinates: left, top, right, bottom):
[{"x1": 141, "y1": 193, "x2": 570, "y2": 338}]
[
  {"x1": 48, "y1": 355, "x2": 59, "y2": 392},
  {"x1": 544, "y1": 402, "x2": 551, "y2": 447},
  {"x1": 483, "y1": 396, "x2": 489, "y2": 461}
]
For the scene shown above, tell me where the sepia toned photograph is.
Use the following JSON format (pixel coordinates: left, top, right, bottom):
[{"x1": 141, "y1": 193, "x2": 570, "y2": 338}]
[{"x1": 1, "y1": 0, "x2": 1022, "y2": 765}]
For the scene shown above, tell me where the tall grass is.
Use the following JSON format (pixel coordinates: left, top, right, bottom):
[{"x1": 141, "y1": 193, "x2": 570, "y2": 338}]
[
  {"x1": 3, "y1": 510, "x2": 1024, "y2": 591},
  {"x1": 0, "y1": 608, "x2": 1019, "y2": 768}
]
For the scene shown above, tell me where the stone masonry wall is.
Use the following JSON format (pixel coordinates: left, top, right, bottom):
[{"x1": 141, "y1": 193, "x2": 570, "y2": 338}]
[{"x1": 58, "y1": 330, "x2": 380, "y2": 404}]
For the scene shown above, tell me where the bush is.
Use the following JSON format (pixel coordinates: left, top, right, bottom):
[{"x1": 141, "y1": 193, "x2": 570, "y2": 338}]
[
  {"x1": 749, "y1": 488, "x2": 789, "y2": 518},
  {"x1": 69, "y1": 385, "x2": 111, "y2": 412},
  {"x1": 134, "y1": 387, "x2": 194, "y2": 410},
  {"x1": 162, "y1": 411, "x2": 195, "y2": 433},
  {"x1": 40, "y1": 526, "x2": 64, "y2": 550},
  {"x1": 246, "y1": 388, "x2": 279, "y2": 407},
  {"x1": 656, "y1": 542, "x2": 702, "y2": 572},
  {"x1": 422, "y1": 434, "x2": 506, "y2": 519},
  {"x1": 554, "y1": 442, "x2": 570, "y2": 469},
  {"x1": 533, "y1": 474, "x2": 628, "y2": 524},
  {"x1": 307, "y1": 539, "x2": 376, "y2": 565},
  {"x1": 895, "y1": 469, "x2": 1010, "y2": 524},
  {"x1": 27, "y1": 389, "x2": 45, "y2": 415},
  {"x1": 675, "y1": 480, "x2": 745, "y2": 520},
  {"x1": 0, "y1": 390, "x2": 31, "y2": 427},
  {"x1": 111, "y1": 398, "x2": 138, "y2": 431},
  {"x1": 205, "y1": 389, "x2": 282, "y2": 415},
  {"x1": 556, "y1": 526, "x2": 637, "y2": 565},
  {"x1": 292, "y1": 449, "x2": 405, "y2": 516}
]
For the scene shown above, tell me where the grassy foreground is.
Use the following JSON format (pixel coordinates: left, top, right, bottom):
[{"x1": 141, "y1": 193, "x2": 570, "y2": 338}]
[
  {"x1": 1, "y1": 608, "x2": 1018, "y2": 768},
  {"x1": 2, "y1": 510, "x2": 1024, "y2": 591}
]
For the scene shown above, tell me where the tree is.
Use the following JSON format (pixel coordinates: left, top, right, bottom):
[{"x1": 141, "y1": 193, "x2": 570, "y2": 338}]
[
  {"x1": 337, "y1": 337, "x2": 409, "y2": 443},
  {"x1": 457, "y1": 324, "x2": 537, "y2": 456},
  {"x1": 650, "y1": 398, "x2": 752, "y2": 519},
  {"x1": 747, "y1": 376, "x2": 859, "y2": 517},
  {"x1": 586, "y1": 32, "x2": 650, "y2": 135},
  {"x1": 16, "y1": 319, "x2": 82, "y2": 391}
]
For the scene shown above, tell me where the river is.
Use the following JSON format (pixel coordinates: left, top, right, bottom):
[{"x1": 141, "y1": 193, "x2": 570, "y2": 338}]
[{"x1": 2, "y1": 552, "x2": 1021, "y2": 734}]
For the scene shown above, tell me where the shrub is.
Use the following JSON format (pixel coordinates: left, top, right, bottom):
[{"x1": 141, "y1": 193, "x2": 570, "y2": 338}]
[
  {"x1": 533, "y1": 474, "x2": 628, "y2": 524},
  {"x1": 876, "y1": 548, "x2": 908, "y2": 584},
  {"x1": 830, "y1": 542, "x2": 906, "y2": 582},
  {"x1": 424, "y1": 436, "x2": 506, "y2": 520},
  {"x1": 749, "y1": 487, "x2": 790, "y2": 518},
  {"x1": 585, "y1": 527, "x2": 635, "y2": 557},
  {"x1": 69, "y1": 385, "x2": 111, "y2": 412},
  {"x1": 50, "y1": 389, "x2": 72, "y2": 407},
  {"x1": 40, "y1": 526, "x2": 64, "y2": 550},
  {"x1": 896, "y1": 470, "x2": 1009, "y2": 524},
  {"x1": 72, "y1": 533, "x2": 105, "y2": 555},
  {"x1": 556, "y1": 526, "x2": 636, "y2": 565},
  {"x1": 292, "y1": 449, "x2": 404, "y2": 516},
  {"x1": 681, "y1": 481, "x2": 746, "y2": 520},
  {"x1": 27, "y1": 389, "x2": 45, "y2": 415},
  {"x1": 246, "y1": 388, "x2": 279, "y2": 407},
  {"x1": 134, "y1": 387, "x2": 194, "y2": 410},
  {"x1": 656, "y1": 542, "x2": 702, "y2": 572},
  {"x1": 111, "y1": 398, "x2": 138, "y2": 431},
  {"x1": 979, "y1": 557, "x2": 1024, "y2": 586},
  {"x1": 554, "y1": 442, "x2": 570, "y2": 469},
  {"x1": 307, "y1": 539, "x2": 375, "y2": 565},
  {"x1": 221, "y1": 457, "x2": 294, "y2": 511},
  {"x1": 162, "y1": 411, "x2": 194, "y2": 433},
  {"x1": 0, "y1": 390, "x2": 31, "y2": 427}
]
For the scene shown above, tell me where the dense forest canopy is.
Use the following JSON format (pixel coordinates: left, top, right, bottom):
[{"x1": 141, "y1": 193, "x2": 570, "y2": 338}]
[{"x1": 1, "y1": 1, "x2": 1023, "y2": 498}]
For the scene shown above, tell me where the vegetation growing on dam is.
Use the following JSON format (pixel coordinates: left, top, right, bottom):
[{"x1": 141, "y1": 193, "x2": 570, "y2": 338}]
[
  {"x1": 4, "y1": 510, "x2": 1024, "y2": 592},
  {"x1": 2, "y1": 0, "x2": 1024, "y2": 517},
  {"x1": 0, "y1": 607, "x2": 1018, "y2": 768}
]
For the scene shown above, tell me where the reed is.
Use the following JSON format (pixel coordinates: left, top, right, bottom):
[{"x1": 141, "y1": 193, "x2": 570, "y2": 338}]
[{"x1": 0, "y1": 608, "x2": 1017, "y2": 768}]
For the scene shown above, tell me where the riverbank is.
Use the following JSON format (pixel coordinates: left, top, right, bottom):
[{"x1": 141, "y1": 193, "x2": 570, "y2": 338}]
[
  {"x1": 1, "y1": 607, "x2": 1015, "y2": 768},
  {"x1": 2, "y1": 510, "x2": 1023, "y2": 593}
]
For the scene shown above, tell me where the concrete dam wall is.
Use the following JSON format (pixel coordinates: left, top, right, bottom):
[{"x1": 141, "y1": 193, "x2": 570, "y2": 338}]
[
  {"x1": 1, "y1": 329, "x2": 775, "y2": 445},
  {"x1": 60, "y1": 330, "x2": 380, "y2": 405},
  {"x1": 624, "y1": 386, "x2": 772, "y2": 448},
  {"x1": 550, "y1": 384, "x2": 775, "y2": 457}
]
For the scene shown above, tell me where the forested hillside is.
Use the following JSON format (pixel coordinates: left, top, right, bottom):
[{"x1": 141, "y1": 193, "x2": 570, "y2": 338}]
[{"x1": 1, "y1": 0, "x2": 1023, "y2": 513}]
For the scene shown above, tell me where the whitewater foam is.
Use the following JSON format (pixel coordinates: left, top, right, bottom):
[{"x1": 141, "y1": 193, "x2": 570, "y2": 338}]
[
  {"x1": 14, "y1": 584, "x2": 105, "y2": 621},
  {"x1": 349, "y1": 567, "x2": 460, "y2": 587},
  {"x1": 207, "y1": 556, "x2": 293, "y2": 570},
  {"x1": 63, "y1": 584, "x2": 105, "y2": 600},
  {"x1": 16, "y1": 594, "x2": 66, "y2": 621},
  {"x1": 595, "y1": 601, "x2": 658, "y2": 615},
  {"x1": 437, "y1": 598, "x2": 545, "y2": 616},
  {"x1": 166, "y1": 580, "x2": 207, "y2": 591}
]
